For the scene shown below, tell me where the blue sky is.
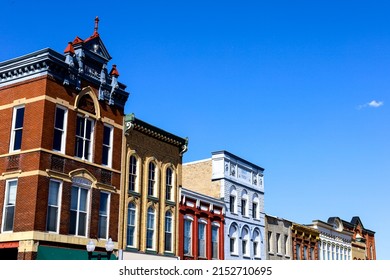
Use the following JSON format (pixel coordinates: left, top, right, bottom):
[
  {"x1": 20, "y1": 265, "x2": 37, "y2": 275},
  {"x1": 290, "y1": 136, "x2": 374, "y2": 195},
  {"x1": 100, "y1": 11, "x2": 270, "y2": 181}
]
[{"x1": 1, "y1": 1, "x2": 389, "y2": 260}]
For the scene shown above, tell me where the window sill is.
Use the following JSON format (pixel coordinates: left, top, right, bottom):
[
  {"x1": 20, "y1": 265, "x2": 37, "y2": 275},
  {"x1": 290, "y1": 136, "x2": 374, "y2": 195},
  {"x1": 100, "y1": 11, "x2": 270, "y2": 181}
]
[{"x1": 230, "y1": 253, "x2": 239, "y2": 257}]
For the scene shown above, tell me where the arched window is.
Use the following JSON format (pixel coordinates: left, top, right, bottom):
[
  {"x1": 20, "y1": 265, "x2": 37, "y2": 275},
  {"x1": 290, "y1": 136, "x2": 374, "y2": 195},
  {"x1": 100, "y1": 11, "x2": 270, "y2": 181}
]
[
  {"x1": 148, "y1": 162, "x2": 156, "y2": 196},
  {"x1": 198, "y1": 219, "x2": 207, "y2": 258},
  {"x1": 229, "y1": 223, "x2": 239, "y2": 255},
  {"x1": 165, "y1": 211, "x2": 173, "y2": 252},
  {"x1": 252, "y1": 228, "x2": 261, "y2": 258},
  {"x1": 165, "y1": 168, "x2": 173, "y2": 201},
  {"x1": 146, "y1": 207, "x2": 155, "y2": 250},
  {"x1": 127, "y1": 202, "x2": 136, "y2": 247},
  {"x1": 241, "y1": 190, "x2": 248, "y2": 217},
  {"x1": 129, "y1": 155, "x2": 137, "y2": 192},
  {"x1": 184, "y1": 215, "x2": 194, "y2": 255},
  {"x1": 211, "y1": 222, "x2": 220, "y2": 259},
  {"x1": 241, "y1": 226, "x2": 250, "y2": 256},
  {"x1": 229, "y1": 187, "x2": 237, "y2": 214},
  {"x1": 252, "y1": 194, "x2": 259, "y2": 219}
]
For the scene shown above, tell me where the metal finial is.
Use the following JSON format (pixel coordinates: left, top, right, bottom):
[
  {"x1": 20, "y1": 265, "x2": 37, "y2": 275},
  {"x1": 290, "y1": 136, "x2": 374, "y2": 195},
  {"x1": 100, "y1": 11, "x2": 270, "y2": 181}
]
[{"x1": 94, "y1": 16, "x2": 99, "y2": 34}]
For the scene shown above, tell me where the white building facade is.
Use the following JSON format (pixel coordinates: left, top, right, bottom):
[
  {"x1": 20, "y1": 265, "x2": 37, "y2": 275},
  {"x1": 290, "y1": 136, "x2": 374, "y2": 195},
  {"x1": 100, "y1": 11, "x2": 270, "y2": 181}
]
[
  {"x1": 183, "y1": 150, "x2": 265, "y2": 260},
  {"x1": 308, "y1": 217, "x2": 353, "y2": 260}
]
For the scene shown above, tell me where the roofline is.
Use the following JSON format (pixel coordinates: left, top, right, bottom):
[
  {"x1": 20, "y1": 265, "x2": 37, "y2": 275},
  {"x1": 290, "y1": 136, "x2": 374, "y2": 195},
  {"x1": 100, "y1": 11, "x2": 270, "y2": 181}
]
[
  {"x1": 212, "y1": 150, "x2": 265, "y2": 171},
  {"x1": 125, "y1": 113, "x2": 188, "y2": 147}
]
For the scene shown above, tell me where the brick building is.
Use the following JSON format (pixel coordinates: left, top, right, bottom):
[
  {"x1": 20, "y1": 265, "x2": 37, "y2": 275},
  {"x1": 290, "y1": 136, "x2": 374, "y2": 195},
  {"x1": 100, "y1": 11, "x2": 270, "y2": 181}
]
[
  {"x1": 178, "y1": 187, "x2": 225, "y2": 260},
  {"x1": 341, "y1": 216, "x2": 376, "y2": 260},
  {"x1": 291, "y1": 223, "x2": 320, "y2": 260},
  {"x1": 119, "y1": 114, "x2": 188, "y2": 260},
  {"x1": 0, "y1": 18, "x2": 129, "y2": 259}
]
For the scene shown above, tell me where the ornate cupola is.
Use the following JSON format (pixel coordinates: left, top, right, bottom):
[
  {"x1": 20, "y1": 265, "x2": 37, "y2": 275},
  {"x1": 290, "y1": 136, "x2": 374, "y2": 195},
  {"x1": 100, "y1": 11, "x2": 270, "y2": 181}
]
[{"x1": 63, "y1": 17, "x2": 129, "y2": 108}]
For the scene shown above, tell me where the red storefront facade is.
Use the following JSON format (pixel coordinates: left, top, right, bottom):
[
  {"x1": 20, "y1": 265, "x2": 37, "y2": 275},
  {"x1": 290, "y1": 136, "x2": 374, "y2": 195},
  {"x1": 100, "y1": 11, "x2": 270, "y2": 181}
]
[{"x1": 178, "y1": 187, "x2": 225, "y2": 260}]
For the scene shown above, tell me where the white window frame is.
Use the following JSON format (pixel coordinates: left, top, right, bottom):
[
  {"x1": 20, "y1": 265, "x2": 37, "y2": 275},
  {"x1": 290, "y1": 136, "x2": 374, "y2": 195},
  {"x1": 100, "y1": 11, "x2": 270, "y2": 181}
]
[
  {"x1": 165, "y1": 167, "x2": 174, "y2": 201},
  {"x1": 74, "y1": 115, "x2": 94, "y2": 161},
  {"x1": 102, "y1": 124, "x2": 113, "y2": 167},
  {"x1": 9, "y1": 105, "x2": 25, "y2": 152},
  {"x1": 98, "y1": 191, "x2": 110, "y2": 240},
  {"x1": 211, "y1": 222, "x2": 220, "y2": 259},
  {"x1": 146, "y1": 207, "x2": 156, "y2": 250},
  {"x1": 229, "y1": 224, "x2": 238, "y2": 255},
  {"x1": 164, "y1": 211, "x2": 173, "y2": 252},
  {"x1": 128, "y1": 155, "x2": 138, "y2": 193},
  {"x1": 1, "y1": 179, "x2": 18, "y2": 232},
  {"x1": 241, "y1": 227, "x2": 250, "y2": 257},
  {"x1": 184, "y1": 215, "x2": 194, "y2": 256},
  {"x1": 253, "y1": 229, "x2": 261, "y2": 258},
  {"x1": 53, "y1": 105, "x2": 68, "y2": 153},
  {"x1": 46, "y1": 179, "x2": 62, "y2": 233},
  {"x1": 147, "y1": 162, "x2": 157, "y2": 197},
  {"x1": 198, "y1": 219, "x2": 207, "y2": 258},
  {"x1": 69, "y1": 183, "x2": 90, "y2": 237},
  {"x1": 127, "y1": 202, "x2": 137, "y2": 248},
  {"x1": 229, "y1": 187, "x2": 237, "y2": 214}
]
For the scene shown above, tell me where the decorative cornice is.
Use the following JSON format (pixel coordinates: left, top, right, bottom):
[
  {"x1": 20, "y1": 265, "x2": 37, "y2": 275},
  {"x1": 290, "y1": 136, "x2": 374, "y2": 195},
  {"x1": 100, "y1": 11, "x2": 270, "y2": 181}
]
[
  {"x1": 0, "y1": 47, "x2": 129, "y2": 109},
  {"x1": 124, "y1": 113, "x2": 188, "y2": 151}
]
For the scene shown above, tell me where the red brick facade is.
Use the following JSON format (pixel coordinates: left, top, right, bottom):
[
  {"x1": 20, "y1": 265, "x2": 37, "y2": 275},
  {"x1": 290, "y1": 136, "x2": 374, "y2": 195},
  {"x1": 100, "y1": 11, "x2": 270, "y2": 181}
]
[{"x1": 0, "y1": 25, "x2": 128, "y2": 259}]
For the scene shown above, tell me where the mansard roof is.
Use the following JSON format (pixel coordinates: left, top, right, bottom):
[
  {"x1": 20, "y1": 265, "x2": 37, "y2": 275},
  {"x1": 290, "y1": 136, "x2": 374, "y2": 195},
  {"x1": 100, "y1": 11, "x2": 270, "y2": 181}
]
[
  {"x1": 124, "y1": 113, "x2": 188, "y2": 152},
  {"x1": 341, "y1": 216, "x2": 375, "y2": 235},
  {"x1": 212, "y1": 150, "x2": 265, "y2": 172}
]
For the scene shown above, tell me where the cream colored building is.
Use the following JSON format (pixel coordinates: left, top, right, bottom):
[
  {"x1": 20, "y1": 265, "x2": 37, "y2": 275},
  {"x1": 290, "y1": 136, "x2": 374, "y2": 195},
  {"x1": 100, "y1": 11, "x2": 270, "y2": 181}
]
[{"x1": 118, "y1": 114, "x2": 188, "y2": 260}]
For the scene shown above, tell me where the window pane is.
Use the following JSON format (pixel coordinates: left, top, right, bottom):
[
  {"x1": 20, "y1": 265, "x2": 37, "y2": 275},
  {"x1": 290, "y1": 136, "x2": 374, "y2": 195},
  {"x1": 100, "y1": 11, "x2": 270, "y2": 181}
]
[
  {"x1": 55, "y1": 107, "x2": 65, "y2": 129},
  {"x1": 48, "y1": 181, "x2": 60, "y2": 205},
  {"x1": 69, "y1": 210, "x2": 77, "y2": 235},
  {"x1": 85, "y1": 119, "x2": 92, "y2": 140},
  {"x1": 13, "y1": 130, "x2": 23, "y2": 151},
  {"x1": 102, "y1": 146, "x2": 109, "y2": 165},
  {"x1": 53, "y1": 129, "x2": 63, "y2": 151},
  {"x1": 99, "y1": 193, "x2": 109, "y2": 215},
  {"x1": 78, "y1": 212, "x2": 87, "y2": 236},
  {"x1": 46, "y1": 206, "x2": 58, "y2": 231},
  {"x1": 15, "y1": 107, "x2": 25, "y2": 129},
  {"x1": 103, "y1": 126, "x2": 111, "y2": 145},
  {"x1": 98, "y1": 216, "x2": 108, "y2": 239},
  {"x1": 76, "y1": 116, "x2": 84, "y2": 137},
  {"x1": 79, "y1": 188, "x2": 88, "y2": 212},
  {"x1": 7, "y1": 181, "x2": 17, "y2": 205},
  {"x1": 3, "y1": 206, "x2": 15, "y2": 231}
]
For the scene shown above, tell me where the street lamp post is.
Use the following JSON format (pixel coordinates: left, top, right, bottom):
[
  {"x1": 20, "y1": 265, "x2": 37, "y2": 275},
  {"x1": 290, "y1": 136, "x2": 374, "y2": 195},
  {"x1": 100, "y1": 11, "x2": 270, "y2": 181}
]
[{"x1": 86, "y1": 238, "x2": 115, "y2": 260}]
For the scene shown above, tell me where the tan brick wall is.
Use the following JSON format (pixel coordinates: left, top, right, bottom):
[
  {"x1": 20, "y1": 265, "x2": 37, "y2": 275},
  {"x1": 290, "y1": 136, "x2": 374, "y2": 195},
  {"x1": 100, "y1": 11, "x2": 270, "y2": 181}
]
[{"x1": 182, "y1": 160, "x2": 221, "y2": 198}]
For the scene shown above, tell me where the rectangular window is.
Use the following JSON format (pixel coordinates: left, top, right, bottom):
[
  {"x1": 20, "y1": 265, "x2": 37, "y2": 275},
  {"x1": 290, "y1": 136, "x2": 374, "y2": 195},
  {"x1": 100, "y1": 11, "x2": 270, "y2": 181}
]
[
  {"x1": 69, "y1": 186, "x2": 89, "y2": 236},
  {"x1": 242, "y1": 239, "x2": 247, "y2": 255},
  {"x1": 46, "y1": 180, "x2": 61, "y2": 232},
  {"x1": 102, "y1": 125, "x2": 113, "y2": 167},
  {"x1": 230, "y1": 237, "x2": 236, "y2": 254},
  {"x1": 164, "y1": 213, "x2": 172, "y2": 252},
  {"x1": 129, "y1": 156, "x2": 137, "y2": 192},
  {"x1": 127, "y1": 204, "x2": 136, "y2": 247},
  {"x1": 311, "y1": 247, "x2": 315, "y2": 260},
  {"x1": 2, "y1": 180, "x2": 18, "y2": 232},
  {"x1": 10, "y1": 106, "x2": 25, "y2": 152},
  {"x1": 241, "y1": 199, "x2": 247, "y2": 216},
  {"x1": 276, "y1": 233, "x2": 281, "y2": 254},
  {"x1": 229, "y1": 195, "x2": 235, "y2": 213},
  {"x1": 268, "y1": 232, "x2": 272, "y2": 252},
  {"x1": 53, "y1": 106, "x2": 67, "y2": 153},
  {"x1": 148, "y1": 162, "x2": 156, "y2": 196},
  {"x1": 184, "y1": 219, "x2": 192, "y2": 255},
  {"x1": 252, "y1": 202, "x2": 258, "y2": 219},
  {"x1": 198, "y1": 222, "x2": 206, "y2": 258},
  {"x1": 296, "y1": 244, "x2": 301, "y2": 260},
  {"x1": 303, "y1": 245, "x2": 308, "y2": 260},
  {"x1": 285, "y1": 235, "x2": 289, "y2": 255},
  {"x1": 211, "y1": 225, "x2": 219, "y2": 259},
  {"x1": 253, "y1": 241, "x2": 259, "y2": 257},
  {"x1": 146, "y1": 209, "x2": 155, "y2": 250},
  {"x1": 98, "y1": 192, "x2": 110, "y2": 239},
  {"x1": 165, "y1": 168, "x2": 173, "y2": 201},
  {"x1": 75, "y1": 116, "x2": 94, "y2": 161}
]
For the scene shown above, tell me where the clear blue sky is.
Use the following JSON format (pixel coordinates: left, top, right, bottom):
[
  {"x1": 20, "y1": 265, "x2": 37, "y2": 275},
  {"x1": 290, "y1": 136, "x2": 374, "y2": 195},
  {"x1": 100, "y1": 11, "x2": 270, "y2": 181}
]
[{"x1": 1, "y1": 1, "x2": 389, "y2": 260}]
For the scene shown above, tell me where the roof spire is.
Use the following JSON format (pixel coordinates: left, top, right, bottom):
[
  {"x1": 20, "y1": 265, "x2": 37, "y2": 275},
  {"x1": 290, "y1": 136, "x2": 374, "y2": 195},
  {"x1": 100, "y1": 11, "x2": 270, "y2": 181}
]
[{"x1": 94, "y1": 16, "x2": 99, "y2": 35}]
